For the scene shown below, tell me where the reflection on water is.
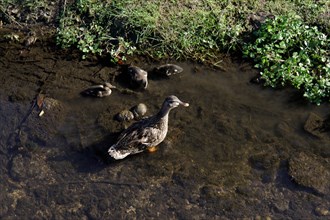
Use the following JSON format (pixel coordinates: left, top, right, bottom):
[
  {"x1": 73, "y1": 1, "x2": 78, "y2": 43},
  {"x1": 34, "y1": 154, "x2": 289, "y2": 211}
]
[{"x1": 0, "y1": 44, "x2": 329, "y2": 219}]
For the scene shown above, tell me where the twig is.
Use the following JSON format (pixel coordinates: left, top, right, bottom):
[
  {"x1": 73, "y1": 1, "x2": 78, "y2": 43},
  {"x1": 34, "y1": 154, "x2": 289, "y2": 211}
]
[
  {"x1": 63, "y1": 0, "x2": 67, "y2": 15},
  {"x1": 0, "y1": 6, "x2": 24, "y2": 28}
]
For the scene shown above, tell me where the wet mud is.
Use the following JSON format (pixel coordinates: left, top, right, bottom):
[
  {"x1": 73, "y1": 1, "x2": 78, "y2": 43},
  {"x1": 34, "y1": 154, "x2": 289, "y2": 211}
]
[{"x1": 0, "y1": 29, "x2": 330, "y2": 219}]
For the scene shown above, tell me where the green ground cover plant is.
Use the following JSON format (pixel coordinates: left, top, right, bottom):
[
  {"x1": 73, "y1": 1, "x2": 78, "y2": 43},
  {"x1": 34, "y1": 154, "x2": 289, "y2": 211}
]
[
  {"x1": 55, "y1": 0, "x2": 329, "y2": 62},
  {"x1": 56, "y1": 0, "x2": 136, "y2": 61},
  {"x1": 243, "y1": 15, "x2": 329, "y2": 104},
  {"x1": 56, "y1": 0, "x2": 251, "y2": 63},
  {"x1": 0, "y1": 0, "x2": 54, "y2": 23}
]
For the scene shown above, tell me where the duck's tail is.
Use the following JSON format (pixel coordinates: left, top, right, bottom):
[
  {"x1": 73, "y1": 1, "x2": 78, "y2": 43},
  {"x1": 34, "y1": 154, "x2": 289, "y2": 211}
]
[{"x1": 108, "y1": 146, "x2": 130, "y2": 160}]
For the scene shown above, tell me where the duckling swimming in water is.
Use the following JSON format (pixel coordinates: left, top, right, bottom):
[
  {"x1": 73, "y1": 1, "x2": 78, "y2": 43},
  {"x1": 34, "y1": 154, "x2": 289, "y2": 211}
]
[
  {"x1": 127, "y1": 65, "x2": 148, "y2": 89},
  {"x1": 150, "y1": 64, "x2": 183, "y2": 79},
  {"x1": 81, "y1": 82, "x2": 116, "y2": 97},
  {"x1": 108, "y1": 95, "x2": 189, "y2": 160}
]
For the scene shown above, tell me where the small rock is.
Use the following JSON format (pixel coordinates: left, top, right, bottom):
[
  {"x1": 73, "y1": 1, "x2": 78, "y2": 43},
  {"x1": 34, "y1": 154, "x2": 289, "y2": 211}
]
[
  {"x1": 43, "y1": 97, "x2": 61, "y2": 110},
  {"x1": 130, "y1": 103, "x2": 147, "y2": 119},
  {"x1": 249, "y1": 152, "x2": 280, "y2": 171},
  {"x1": 274, "y1": 121, "x2": 292, "y2": 138},
  {"x1": 315, "y1": 206, "x2": 329, "y2": 216},
  {"x1": 288, "y1": 152, "x2": 330, "y2": 194},
  {"x1": 116, "y1": 110, "x2": 134, "y2": 122},
  {"x1": 303, "y1": 112, "x2": 325, "y2": 138}
]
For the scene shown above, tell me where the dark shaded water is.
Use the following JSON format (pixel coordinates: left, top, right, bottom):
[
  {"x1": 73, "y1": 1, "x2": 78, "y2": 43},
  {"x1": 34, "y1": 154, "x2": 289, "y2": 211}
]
[{"x1": 0, "y1": 33, "x2": 329, "y2": 219}]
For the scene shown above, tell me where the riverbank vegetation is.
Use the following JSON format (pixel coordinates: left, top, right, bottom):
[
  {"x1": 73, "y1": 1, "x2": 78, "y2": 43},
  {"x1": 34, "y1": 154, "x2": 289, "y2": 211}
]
[
  {"x1": 1, "y1": 0, "x2": 329, "y2": 104},
  {"x1": 243, "y1": 15, "x2": 329, "y2": 104}
]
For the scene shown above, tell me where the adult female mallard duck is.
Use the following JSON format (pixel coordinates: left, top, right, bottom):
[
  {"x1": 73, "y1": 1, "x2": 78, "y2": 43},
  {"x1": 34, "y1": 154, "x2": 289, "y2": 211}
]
[
  {"x1": 81, "y1": 82, "x2": 116, "y2": 97},
  {"x1": 108, "y1": 95, "x2": 189, "y2": 160}
]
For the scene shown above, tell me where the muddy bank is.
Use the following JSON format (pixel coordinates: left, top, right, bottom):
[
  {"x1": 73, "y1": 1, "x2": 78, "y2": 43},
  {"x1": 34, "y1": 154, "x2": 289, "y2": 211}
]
[{"x1": 0, "y1": 29, "x2": 330, "y2": 219}]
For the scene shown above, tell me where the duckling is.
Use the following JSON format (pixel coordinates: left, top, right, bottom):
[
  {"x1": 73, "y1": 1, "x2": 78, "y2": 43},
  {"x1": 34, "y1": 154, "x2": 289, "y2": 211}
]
[
  {"x1": 127, "y1": 65, "x2": 148, "y2": 89},
  {"x1": 81, "y1": 82, "x2": 116, "y2": 97},
  {"x1": 108, "y1": 95, "x2": 189, "y2": 160},
  {"x1": 150, "y1": 64, "x2": 183, "y2": 79}
]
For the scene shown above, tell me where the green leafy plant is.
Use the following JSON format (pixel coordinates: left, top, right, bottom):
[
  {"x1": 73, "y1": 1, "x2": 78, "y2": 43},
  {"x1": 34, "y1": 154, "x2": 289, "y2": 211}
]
[
  {"x1": 56, "y1": 0, "x2": 135, "y2": 61},
  {"x1": 56, "y1": 0, "x2": 329, "y2": 65},
  {"x1": 243, "y1": 15, "x2": 330, "y2": 104}
]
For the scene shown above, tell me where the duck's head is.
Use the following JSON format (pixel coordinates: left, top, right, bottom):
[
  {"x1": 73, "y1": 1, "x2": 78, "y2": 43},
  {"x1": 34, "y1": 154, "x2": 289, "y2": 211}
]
[
  {"x1": 167, "y1": 64, "x2": 183, "y2": 75},
  {"x1": 128, "y1": 66, "x2": 148, "y2": 89},
  {"x1": 163, "y1": 95, "x2": 189, "y2": 109}
]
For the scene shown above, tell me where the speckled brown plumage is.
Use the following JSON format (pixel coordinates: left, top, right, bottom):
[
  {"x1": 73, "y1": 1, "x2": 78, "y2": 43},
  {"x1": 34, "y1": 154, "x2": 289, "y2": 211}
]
[{"x1": 108, "y1": 95, "x2": 189, "y2": 160}]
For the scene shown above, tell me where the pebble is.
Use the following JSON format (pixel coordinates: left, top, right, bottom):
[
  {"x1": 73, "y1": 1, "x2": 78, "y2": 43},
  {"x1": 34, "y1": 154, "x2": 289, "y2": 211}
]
[
  {"x1": 288, "y1": 152, "x2": 330, "y2": 194},
  {"x1": 116, "y1": 110, "x2": 134, "y2": 122},
  {"x1": 315, "y1": 206, "x2": 329, "y2": 216},
  {"x1": 303, "y1": 112, "x2": 325, "y2": 138},
  {"x1": 131, "y1": 103, "x2": 147, "y2": 118}
]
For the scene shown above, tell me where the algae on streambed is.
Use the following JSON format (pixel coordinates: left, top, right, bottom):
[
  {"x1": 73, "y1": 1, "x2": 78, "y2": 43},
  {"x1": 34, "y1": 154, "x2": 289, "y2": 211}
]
[{"x1": 0, "y1": 33, "x2": 330, "y2": 219}]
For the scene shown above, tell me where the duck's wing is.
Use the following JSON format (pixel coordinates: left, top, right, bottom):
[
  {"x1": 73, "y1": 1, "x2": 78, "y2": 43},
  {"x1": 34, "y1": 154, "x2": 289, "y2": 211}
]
[
  {"x1": 109, "y1": 128, "x2": 149, "y2": 159},
  {"x1": 113, "y1": 118, "x2": 160, "y2": 150}
]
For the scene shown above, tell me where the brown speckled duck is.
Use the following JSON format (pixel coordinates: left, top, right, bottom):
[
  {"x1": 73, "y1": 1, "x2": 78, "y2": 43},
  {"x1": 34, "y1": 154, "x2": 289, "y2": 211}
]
[
  {"x1": 127, "y1": 65, "x2": 148, "y2": 89},
  {"x1": 81, "y1": 82, "x2": 116, "y2": 97},
  {"x1": 150, "y1": 64, "x2": 183, "y2": 79},
  {"x1": 108, "y1": 95, "x2": 189, "y2": 160}
]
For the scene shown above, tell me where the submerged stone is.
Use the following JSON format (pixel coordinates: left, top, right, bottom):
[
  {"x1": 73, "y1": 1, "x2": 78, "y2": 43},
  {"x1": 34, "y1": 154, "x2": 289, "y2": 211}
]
[
  {"x1": 14, "y1": 97, "x2": 67, "y2": 150},
  {"x1": 116, "y1": 109, "x2": 134, "y2": 122},
  {"x1": 130, "y1": 103, "x2": 147, "y2": 119},
  {"x1": 315, "y1": 206, "x2": 329, "y2": 216},
  {"x1": 303, "y1": 113, "x2": 326, "y2": 138},
  {"x1": 288, "y1": 152, "x2": 330, "y2": 195}
]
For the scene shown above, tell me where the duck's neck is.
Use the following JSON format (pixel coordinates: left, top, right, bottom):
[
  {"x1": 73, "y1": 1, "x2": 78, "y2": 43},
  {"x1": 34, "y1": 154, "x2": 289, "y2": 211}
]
[{"x1": 157, "y1": 105, "x2": 172, "y2": 119}]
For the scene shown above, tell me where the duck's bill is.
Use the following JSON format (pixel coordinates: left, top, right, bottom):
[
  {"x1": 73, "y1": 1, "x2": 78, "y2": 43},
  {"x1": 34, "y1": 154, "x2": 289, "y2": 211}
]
[
  {"x1": 143, "y1": 80, "x2": 148, "y2": 89},
  {"x1": 179, "y1": 101, "x2": 189, "y2": 107}
]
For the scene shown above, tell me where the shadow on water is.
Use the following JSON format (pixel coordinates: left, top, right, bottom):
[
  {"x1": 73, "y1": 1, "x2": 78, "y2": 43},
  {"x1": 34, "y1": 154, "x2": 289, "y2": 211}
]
[{"x1": 0, "y1": 38, "x2": 330, "y2": 219}]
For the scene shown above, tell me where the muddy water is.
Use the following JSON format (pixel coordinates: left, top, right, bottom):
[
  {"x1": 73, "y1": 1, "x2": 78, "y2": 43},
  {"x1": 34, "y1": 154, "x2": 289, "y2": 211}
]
[{"x1": 0, "y1": 38, "x2": 330, "y2": 219}]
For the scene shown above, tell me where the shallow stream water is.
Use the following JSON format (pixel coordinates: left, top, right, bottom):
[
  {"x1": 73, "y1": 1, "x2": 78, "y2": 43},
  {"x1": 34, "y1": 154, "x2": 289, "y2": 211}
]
[{"x1": 0, "y1": 33, "x2": 329, "y2": 219}]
